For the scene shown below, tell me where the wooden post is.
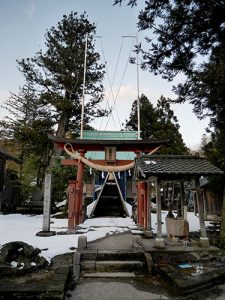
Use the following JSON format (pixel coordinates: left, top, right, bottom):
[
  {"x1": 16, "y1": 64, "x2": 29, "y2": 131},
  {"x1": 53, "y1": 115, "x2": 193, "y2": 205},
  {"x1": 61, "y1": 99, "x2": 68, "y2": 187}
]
[
  {"x1": 75, "y1": 150, "x2": 85, "y2": 225},
  {"x1": 144, "y1": 182, "x2": 147, "y2": 228},
  {"x1": 155, "y1": 178, "x2": 165, "y2": 248},
  {"x1": 137, "y1": 182, "x2": 144, "y2": 225},
  {"x1": 195, "y1": 178, "x2": 209, "y2": 247},
  {"x1": 145, "y1": 180, "x2": 153, "y2": 237},
  {"x1": 68, "y1": 180, "x2": 77, "y2": 231},
  {"x1": 179, "y1": 180, "x2": 185, "y2": 218}
]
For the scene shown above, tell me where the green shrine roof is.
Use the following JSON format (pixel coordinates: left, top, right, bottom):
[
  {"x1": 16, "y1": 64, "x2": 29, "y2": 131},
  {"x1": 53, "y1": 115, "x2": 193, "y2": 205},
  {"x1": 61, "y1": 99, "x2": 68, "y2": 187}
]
[
  {"x1": 81, "y1": 130, "x2": 139, "y2": 140},
  {"x1": 81, "y1": 130, "x2": 138, "y2": 160}
]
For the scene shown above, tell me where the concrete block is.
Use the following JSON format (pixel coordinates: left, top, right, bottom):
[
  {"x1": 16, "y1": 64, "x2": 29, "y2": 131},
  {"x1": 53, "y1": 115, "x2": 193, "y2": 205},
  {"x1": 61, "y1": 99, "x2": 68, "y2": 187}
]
[
  {"x1": 73, "y1": 264, "x2": 80, "y2": 282},
  {"x1": 199, "y1": 237, "x2": 210, "y2": 248},
  {"x1": 144, "y1": 252, "x2": 153, "y2": 273},
  {"x1": 145, "y1": 230, "x2": 153, "y2": 238},
  {"x1": 78, "y1": 235, "x2": 87, "y2": 249},
  {"x1": 73, "y1": 251, "x2": 81, "y2": 265},
  {"x1": 133, "y1": 235, "x2": 143, "y2": 249},
  {"x1": 155, "y1": 238, "x2": 165, "y2": 249}
]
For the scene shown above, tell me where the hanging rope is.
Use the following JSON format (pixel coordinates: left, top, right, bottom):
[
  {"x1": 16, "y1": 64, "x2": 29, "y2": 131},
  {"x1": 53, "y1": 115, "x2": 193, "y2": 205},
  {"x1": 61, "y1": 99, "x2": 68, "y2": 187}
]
[
  {"x1": 64, "y1": 143, "x2": 162, "y2": 173},
  {"x1": 64, "y1": 143, "x2": 135, "y2": 172}
]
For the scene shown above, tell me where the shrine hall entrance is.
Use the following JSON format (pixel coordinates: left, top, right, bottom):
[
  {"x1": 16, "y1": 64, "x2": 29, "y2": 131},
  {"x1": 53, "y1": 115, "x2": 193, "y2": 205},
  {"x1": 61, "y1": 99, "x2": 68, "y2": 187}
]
[{"x1": 90, "y1": 173, "x2": 129, "y2": 218}]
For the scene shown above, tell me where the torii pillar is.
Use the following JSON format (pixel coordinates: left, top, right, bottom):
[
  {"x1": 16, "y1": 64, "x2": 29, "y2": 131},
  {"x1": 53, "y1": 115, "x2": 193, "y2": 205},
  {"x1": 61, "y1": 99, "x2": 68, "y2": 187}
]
[{"x1": 67, "y1": 149, "x2": 86, "y2": 231}]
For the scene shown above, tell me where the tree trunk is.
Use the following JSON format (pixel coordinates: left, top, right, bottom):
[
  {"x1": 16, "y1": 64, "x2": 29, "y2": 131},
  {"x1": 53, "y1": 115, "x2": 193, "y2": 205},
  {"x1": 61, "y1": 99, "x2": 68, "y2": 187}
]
[{"x1": 49, "y1": 111, "x2": 70, "y2": 170}]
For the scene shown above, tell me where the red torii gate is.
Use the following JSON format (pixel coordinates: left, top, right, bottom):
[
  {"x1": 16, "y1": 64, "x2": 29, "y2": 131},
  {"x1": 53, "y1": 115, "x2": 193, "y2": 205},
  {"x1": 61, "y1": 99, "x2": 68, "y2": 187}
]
[{"x1": 49, "y1": 134, "x2": 169, "y2": 231}]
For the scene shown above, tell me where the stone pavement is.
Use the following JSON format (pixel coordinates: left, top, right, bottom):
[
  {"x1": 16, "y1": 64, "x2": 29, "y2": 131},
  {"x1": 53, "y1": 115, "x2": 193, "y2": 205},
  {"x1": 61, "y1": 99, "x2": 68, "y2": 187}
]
[
  {"x1": 65, "y1": 232, "x2": 225, "y2": 300},
  {"x1": 1, "y1": 231, "x2": 225, "y2": 299}
]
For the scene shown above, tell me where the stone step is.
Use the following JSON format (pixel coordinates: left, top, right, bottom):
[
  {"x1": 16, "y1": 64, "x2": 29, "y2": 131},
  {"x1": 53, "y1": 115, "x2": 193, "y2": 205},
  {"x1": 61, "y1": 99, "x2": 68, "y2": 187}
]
[
  {"x1": 81, "y1": 260, "x2": 145, "y2": 273},
  {"x1": 82, "y1": 272, "x2": 136, "y2": 278},
  {"x1": 96, "y1": 260, "x2": 144, "y2": 272},
  {"x1": 81, "y1": 250, "x2": 145, "y2": 262}
]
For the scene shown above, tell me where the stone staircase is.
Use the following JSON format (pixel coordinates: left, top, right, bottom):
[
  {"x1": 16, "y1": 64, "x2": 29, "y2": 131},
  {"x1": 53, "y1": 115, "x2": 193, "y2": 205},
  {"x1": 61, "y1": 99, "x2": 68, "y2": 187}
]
[
  {"x1": 94, "y1": 182, "x2": 126, "y2": 217},
  {"x1": 79, "y1": 249, "x2": 150, "y2": 278}
]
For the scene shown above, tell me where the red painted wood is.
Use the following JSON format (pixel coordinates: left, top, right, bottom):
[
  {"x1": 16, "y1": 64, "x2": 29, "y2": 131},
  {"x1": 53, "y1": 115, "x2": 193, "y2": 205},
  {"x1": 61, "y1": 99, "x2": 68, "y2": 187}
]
[{"x1": 67, "y1": 180, "x2": 77, "y2": 230}]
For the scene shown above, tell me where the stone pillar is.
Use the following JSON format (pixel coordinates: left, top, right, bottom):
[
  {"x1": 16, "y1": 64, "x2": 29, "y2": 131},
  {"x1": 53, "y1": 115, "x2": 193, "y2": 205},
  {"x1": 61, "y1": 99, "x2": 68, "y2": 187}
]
[
  {"x1": 36, "y1": 173, "x2": 55, "y2": 237},
  {"x1": 155, "y1": 178, "x2": 165, "y2": 248},
  {"x1": 195, "y1": 178, "x2": 209, "y2": 247}
]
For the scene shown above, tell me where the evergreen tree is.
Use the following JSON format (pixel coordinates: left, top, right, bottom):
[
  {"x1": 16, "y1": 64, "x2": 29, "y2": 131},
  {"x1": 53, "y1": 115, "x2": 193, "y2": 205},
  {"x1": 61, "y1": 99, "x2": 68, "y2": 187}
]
[
  {"x1": 115, "y1": 0, "x2": 225, "y2": 245},
  {"x1": 17, "y1": 12, "x2": 107, "y2": 138},
  {"x1": 125, "y1": 94, "x2": 157, "y2": 140},
  {"x1": 0, "y1": 84, "x2": 53, "y2": 187},
  {"x1": 125, "y1": 94, "x2": 188, "y2": 154}
]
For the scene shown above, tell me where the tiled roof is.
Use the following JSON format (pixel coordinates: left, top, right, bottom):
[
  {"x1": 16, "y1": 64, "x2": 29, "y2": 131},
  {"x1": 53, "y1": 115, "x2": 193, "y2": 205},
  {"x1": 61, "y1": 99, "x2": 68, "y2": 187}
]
[{"x1": 136, "y1": 155, "x2": 224, "y2": 179}]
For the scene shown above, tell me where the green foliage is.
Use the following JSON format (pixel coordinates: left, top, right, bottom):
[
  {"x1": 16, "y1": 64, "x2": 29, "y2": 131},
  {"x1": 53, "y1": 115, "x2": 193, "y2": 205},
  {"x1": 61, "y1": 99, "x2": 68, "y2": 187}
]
[
  {"x1": 125, "y1": 94, "x2": 189, "y2": 154},
  {"x1": 0, "y1": 12, "x2": 108, "y2": 195},
  {"x1": 114, "y1": 0, "x2": 225, "y2": 161},
  {"x1": 17, "y1": 11, "x2": 107, "y2": 137},
  {"x1": 51, "y1": 158, "x2": 76, "y2": 204},
  {"x1": 0, "y1": 84, "x2": 53, "y2": 188},
  {"x1": 115, "y1": 0, "x2": 225, "y2": 245}
]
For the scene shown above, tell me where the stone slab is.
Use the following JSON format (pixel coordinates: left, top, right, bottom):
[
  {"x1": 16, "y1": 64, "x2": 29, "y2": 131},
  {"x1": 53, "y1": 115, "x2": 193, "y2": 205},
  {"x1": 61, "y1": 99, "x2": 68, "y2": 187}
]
[
  {"x1": 158, "y1": 264, "x2": 225, "y2": 294},
  {"x1": 36, "y1": 230, "x2": 56, "y2": 237},
  {"x1": 78, "y1": 235, "x2": 87, "y2": 249},
  {"x1": 82, "y1": 272, "x2": 136, "y2": 278}
]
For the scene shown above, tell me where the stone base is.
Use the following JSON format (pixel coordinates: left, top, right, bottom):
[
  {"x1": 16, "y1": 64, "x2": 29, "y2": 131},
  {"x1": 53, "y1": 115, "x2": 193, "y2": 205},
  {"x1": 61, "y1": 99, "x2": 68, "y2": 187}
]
[
  {"x1": 78, "y1": 235, "x2": 87, "y2": 249},
  {"x1": 199, "y1": 237, "x2": 210, "y2": 248},
  {"x1": 133, "y1": 235, "x2": 143, "y2": 249},
  {"x1": 145, "y1": 230, "x2": 153, "y2": 238},
  {"x1": 155, "y1": 238, "x2": 165, "y2": 249},
  {"x1": 67, "y1": 229, "x2": 76, "y2": 234},
  {"x1": 36, "y1": 231, "x2": 56, "y2": 237}
]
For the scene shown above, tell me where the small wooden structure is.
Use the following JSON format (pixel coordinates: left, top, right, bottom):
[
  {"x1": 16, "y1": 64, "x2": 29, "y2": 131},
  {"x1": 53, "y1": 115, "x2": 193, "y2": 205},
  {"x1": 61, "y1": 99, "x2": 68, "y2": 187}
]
[
  {"x1": 191, "y1": 178, "x2": 223, "y2": 221},
  {"x1": 135, "y1": 155, "x2": 224, "y2": 248},
  {"x1": 0, "y1": 148, "x2": 21, "y2": 212}
]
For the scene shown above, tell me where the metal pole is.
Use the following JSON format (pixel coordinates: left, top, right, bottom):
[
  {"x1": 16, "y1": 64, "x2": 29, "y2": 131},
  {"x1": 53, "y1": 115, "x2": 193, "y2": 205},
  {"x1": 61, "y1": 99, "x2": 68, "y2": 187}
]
[
  {"x1": 122, "y1": 35, "x2": 141, "y2": 139},
  {"x1": 136, "y1": 34, "x2": 141, "y2": 140},
  {"x1": 80, "y1": 33, "x2": 88, "y2": 139}
]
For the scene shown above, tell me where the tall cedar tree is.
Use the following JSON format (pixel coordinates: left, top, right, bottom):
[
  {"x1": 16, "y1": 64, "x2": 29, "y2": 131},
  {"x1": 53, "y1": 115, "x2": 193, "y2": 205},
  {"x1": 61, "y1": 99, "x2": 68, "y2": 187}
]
[
  {"x1": 115, "y1": 0, "x2": 225, "y2": 246},
  {"x1": 17, "y1": 12, "x2": 107, "y2": 138},
  {"x1": 0, "y1": 84, "x2": 53, "y2": 187},
  {"x1": 125, "y1": 94, "x2": 188, "y2": 154}
]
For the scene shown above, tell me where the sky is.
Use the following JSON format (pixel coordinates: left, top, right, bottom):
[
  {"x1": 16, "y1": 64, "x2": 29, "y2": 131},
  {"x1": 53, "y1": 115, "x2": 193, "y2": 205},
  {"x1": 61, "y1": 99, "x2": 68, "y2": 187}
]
[{"x1": 0, "y1": 0, "x2": 210, "y2": 149}]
